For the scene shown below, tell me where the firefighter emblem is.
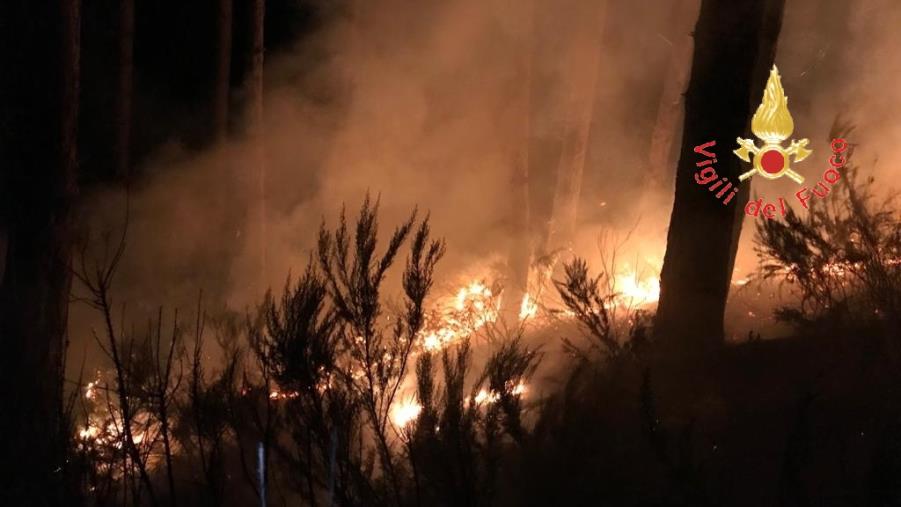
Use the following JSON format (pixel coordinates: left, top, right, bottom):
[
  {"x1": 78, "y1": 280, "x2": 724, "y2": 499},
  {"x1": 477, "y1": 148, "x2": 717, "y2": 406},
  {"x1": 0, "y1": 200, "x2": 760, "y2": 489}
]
[{"x1": 734, "y1": 65, "x2": 811, "y2": 184}]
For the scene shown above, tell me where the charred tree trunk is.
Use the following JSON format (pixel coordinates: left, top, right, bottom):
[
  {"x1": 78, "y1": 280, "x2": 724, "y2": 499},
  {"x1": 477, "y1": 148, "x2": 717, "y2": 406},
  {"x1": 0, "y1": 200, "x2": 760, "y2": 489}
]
[
  {"x1": 214, "y1": 0, "x2": 233, "y2": 143},
  {"x1": 246, "y1": 0, "x2": 267, "y2": 289},
  {"x1": 725, "y1": 0, "x2": 785, "y2": 289},
  {"x1": 0, "y1": 0, "x2": 80, "y2": 503},
  {"x1": 540, "y1": 0, "x2": 607, "y2": 263},
  {"x1": 115, "y1": 0, "x2": 134, "y2": 179},
  {"x1": 654, "y1": 0, "x2": 785, "y2": 354}
]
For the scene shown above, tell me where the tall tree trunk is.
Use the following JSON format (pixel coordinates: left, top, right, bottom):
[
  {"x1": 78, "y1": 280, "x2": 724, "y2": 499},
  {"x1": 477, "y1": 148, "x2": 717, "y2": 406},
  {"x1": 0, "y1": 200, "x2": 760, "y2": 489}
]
[
  {"x1": 214, "y1": 0, "x2": 233, "y2": 142},
  {"x1": 115, "y1": 0, "x2": 134, "y2": 179},
  {"x1": 247, "y1": 0, "x2": 267, "y2": 290},
  {"x1": 0, "y1": 0, "x2": 80, "y2": 503},
  {"x1": 725, "y1": 0, "x2": 785, "y2": 290},
  {"x1": 645, "y1": 0, "x2": 699, "y2": 190},
  {"x1": 500, "y1": 1, "x2": 534, "y2": 325},
  {"x1": 541, "y1": 0, "x2": 607, "y2": 263},
  {"x1": 654, "y1": 0, "x2": 786, "y2": 355}
]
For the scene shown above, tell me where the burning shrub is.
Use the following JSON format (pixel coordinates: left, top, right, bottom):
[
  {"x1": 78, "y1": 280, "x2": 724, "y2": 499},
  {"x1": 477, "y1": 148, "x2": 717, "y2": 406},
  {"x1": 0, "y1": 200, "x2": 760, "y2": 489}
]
[
  {"x1": 246, "y1": 196, "x2": 448, "y2": 505},
  {"x1": 404, "y1": 335, "x2": 540, "y2": 506},
  {"x1": 248, "y1": 261, "x2": 367, "y2": 505},
  {"x1": 754, "y1": 127, "x2": 901, "y2": 331},
  {"x1": 554, "y1": 257, "x2": 651, "y2": 361}
]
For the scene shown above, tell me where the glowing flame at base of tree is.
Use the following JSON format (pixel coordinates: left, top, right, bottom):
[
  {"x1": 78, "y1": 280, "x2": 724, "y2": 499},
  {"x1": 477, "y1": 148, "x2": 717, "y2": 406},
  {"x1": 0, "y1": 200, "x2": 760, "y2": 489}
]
[{"x1": 613, "y1": 271, "x2": 661, "y2": 306}]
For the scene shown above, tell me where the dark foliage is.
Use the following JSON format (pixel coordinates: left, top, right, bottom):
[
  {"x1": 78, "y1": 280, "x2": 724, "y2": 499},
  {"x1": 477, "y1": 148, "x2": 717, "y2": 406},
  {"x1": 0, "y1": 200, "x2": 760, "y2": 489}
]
[
  {"x1": 60, "y1": 186, "x2": 901, "y2": 506},
  {"x1": 754, "y1": 125, "x2": 901, "y2": 334}
]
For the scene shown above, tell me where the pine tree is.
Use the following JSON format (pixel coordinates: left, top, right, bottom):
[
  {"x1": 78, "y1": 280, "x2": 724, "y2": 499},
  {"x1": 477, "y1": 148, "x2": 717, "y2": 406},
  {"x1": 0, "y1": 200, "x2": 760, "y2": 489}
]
[
  {"x1": 0, "y1": 0, "x2": 81, "y2": 502},
  {"x1": 654, "y1": 0, "x2": 786, "y2": 354}
]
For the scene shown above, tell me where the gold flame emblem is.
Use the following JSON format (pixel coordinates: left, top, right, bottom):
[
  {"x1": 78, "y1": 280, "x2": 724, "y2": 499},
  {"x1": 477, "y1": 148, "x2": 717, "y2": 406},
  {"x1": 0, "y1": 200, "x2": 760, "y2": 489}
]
[{"x1": 734, "y1": 65, "x2": 811, "y2": 183}]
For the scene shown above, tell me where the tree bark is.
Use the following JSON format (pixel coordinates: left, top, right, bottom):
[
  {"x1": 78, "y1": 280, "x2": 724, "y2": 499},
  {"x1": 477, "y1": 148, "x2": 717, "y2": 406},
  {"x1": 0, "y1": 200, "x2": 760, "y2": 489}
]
[
  {"x1": 654, "y1": 0, "x2": 786, "y2": 355},
  {"x1": 500, "y1": 1, "x2": 534, "y2": 325},
  {"x1": 541, "y1": 0, "x2": 607, "y2": 262},
  {"x1": 645, "y1": 0, "x2": 699, "y2": 190},
  {"x1": 0, "y1": 0, "x2": 80, "y2": 503},
  {"x1": 725, "y1": 0, "x2": 786, "y2": 289},
  {"x1": 246, "y1": 1, "x2": 268, "y2": 297},
  {"x1": 214, "y1": 0, "x2": 233, "y2": 143},
  {"x1": 115, "y1": 0, "x2": 134, "y2": 179}
]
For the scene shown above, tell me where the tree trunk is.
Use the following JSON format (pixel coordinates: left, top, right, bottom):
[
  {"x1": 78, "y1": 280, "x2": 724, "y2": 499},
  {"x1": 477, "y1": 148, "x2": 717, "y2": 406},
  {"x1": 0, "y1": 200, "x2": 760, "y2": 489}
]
[
  {"x1": 500, "y1": 1, "x2": 534, "y2": 325},
  {"x1": 653, "y1": 0, "x2": 786, "y2": 355},
  {"x1": 645, "y1": 0, "x2": 699, "y2": 190},
  {"x1": 115, "y1": 0, "x2": 134, "y2": 179},
  {"x1": 214, "y1": 0, "x2": 233, "y2": 142},
  {"x1": 541, "y1": 0, "x2": 607, "y2": 262},
  {"x1": 0, "y1": 0, "x2": 80, "y2": 503},
  {"x1": 246, "y1": 1, "x2": 268, "y2": 295},
  {"x1": 725, "y1": 0, "x2": 786, "y2": 289}
]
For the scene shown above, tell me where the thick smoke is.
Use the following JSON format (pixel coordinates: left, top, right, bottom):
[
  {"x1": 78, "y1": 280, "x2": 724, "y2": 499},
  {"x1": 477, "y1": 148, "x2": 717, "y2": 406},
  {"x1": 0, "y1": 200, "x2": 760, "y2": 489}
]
[{"x1": 68, "y1": 0, "x2": 901, "y2": 368}]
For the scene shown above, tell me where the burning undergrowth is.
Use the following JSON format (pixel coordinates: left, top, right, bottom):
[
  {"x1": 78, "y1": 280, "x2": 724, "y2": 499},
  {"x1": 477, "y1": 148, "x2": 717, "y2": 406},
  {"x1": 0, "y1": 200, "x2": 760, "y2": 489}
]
[
  {"x1": 752, "y1": 130, "x2": 901, "y2": 332},
  {"x1": 68, "y1": 188, "x2": 678, "y2": 505},
  {"x1": 66, "y1": 163, "x2": 901, "y2": 505},
  {"x1": 69, "y1": 138, "x2": 901, "y2": 506}
]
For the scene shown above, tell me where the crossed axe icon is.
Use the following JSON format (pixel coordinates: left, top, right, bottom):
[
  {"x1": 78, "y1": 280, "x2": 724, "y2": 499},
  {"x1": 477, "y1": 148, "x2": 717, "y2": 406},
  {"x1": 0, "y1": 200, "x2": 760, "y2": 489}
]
[{"x1": 734, "y1": 137, "x2": 812, "y2": 184}]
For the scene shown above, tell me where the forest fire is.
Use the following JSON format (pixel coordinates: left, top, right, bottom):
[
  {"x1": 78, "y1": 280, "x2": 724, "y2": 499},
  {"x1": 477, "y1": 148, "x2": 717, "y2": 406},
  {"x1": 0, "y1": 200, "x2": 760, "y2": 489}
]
[
  {"x1": 419, "y1": 280, "x2": 500, "y2": 352},
  {"x1": 418, "y1": 266, "x2": 662, "y2": 352},
  {"x1": 9, "y1": 0, "x2": 901, "y2": 504},
  {"x1": 78, "y1": 380, "x2": 156, "y2": 446},
  {"x1": 269, "y1": 389, "x2": 300, "y2": 401},
  {"x1": 473, "y1": 381, "x2": 529, "y2": 408},
  {"x1": 390, "y1": 399, "x2": 423, "y2": 428},
  {"x1": 519, "y1": 293, "x2": 539, "y2": 320},
  {"x1": 613, "y1": 270, "x2": 662, "y2": 306},
  {"x1": 390, "y1": 382, "x2": 531, "y2": 428}
]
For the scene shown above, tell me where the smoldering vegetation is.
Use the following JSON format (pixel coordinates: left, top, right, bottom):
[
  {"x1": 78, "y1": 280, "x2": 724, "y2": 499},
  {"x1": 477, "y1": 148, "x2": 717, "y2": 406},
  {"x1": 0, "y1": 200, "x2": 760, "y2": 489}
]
[
  {"x1": 8, "y1": 0, "x2": 901, "y2": 505},
  {"x1": 68, "y1": 0, "x2": 901, "y2": 353},
  {"x1": 65, "y1": 168, "x2": 901, "y2": 506}
]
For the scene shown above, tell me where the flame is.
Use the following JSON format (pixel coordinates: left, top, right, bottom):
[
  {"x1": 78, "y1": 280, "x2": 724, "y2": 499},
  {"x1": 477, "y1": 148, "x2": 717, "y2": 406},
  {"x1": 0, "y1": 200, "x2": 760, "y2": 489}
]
[
  {"x1": 519, "y1": 293, "x2": 538, "y2": 320},
  {"x1": 391, "y1": 399, "x2": 422, "y2": 427},
  {"x1": 76, "y1": 371, "x2": 173, "y2": 474},
  {"x1": 418, "y1": 263, "x2": 666, "y2": 351},
  {"x1": 471, "y1": 380, "x2": 528, "y2": 406},
  {"x1": 473, "y1": 389, "x2": 499, "y2": 405},
  {"x1": 389, "y1": 381, "x2": 529, "y2": 428},
  {"x1": 79, "y1": 424, "x2": 102, "y2": 441},
  {"x1": 420, "y1": 280, "x2": 499, "y2": 351},
  {"x1": 613, "y1": 266, "x2": 661, "y2": 306},
  {"x1": 270, "y1": 389, "x2": 300, "y2": 401},
  {"x1": 85, "y1": 380, "x2": 100, "y2": 402},
  {"x1": 455, "y1": 281, "x2": 491, "y2": 309},
  {"x1": 417, "y1": 265, "x2": 663, "y2": 352},
  {"x1": 615, "y1": 273, "x2": 661, "y2": 306},
  {"x1": 78, "y1": 413, "x2": 158, "y2": 455},
  {"x1": 751, "y1": 65, "x2": 795, "y2": 143}
]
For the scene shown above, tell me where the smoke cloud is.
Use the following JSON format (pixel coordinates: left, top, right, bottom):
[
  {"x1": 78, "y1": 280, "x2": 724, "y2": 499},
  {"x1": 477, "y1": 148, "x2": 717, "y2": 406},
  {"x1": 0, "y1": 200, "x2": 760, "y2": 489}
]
[{"x1": 68, "y1": 0, "x2": 901, "y2": 367}]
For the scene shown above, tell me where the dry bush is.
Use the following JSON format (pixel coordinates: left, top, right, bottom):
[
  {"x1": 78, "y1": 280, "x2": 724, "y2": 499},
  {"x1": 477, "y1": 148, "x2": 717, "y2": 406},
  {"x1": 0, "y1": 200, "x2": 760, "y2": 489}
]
[
  {"x1": 554, "y1": 257, "x2": 651, "y2": 362},
  {"x1": 405, "y1": 335, "x2": 540, "y2": 506},
  {"x1": 69, "y1": 197, "x2": 547, "y2": 506},
  {"x1": 754, "y1": 126, "x2": 900, "y2": 331}
]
